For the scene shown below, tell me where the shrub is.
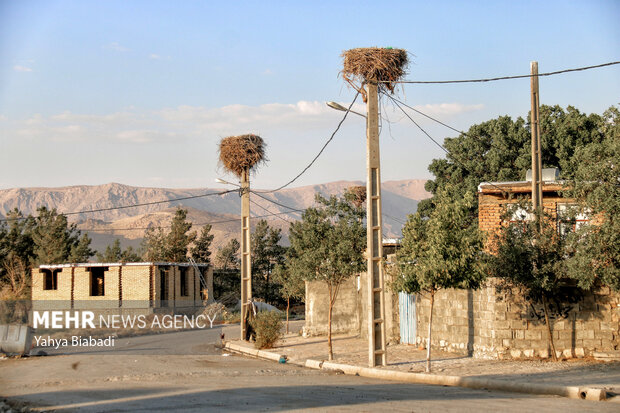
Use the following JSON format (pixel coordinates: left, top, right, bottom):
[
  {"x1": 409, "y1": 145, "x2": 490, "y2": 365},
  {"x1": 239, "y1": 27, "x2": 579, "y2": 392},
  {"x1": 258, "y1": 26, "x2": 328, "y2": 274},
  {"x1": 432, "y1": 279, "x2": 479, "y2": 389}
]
[{"x1": 250, "y1": 311, "x2": 283, "y2": 349}]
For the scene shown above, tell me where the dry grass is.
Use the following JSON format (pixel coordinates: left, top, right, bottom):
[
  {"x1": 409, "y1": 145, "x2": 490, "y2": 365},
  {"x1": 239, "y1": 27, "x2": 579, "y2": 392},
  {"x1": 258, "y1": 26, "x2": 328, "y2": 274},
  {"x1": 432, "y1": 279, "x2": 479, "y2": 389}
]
[
  {"x1": 218, "y1": 134, "x2": 266, "y2": 178},
  {"x1": 341, "y1": 47, "x2": 409, "y2": 99}
]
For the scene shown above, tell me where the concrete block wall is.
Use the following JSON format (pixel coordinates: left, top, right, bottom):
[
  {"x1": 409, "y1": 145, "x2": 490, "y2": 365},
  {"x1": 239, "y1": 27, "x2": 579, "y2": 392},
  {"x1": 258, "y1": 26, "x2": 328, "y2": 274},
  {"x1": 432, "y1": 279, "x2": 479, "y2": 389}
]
[
  {"x1": 415, "y1": 280, "x2": 620, "y2": 359},
  {"x1": 32, "y1": 268, "x2": 71, "y2": 302},
  {"x1": 304, "y1": 277, "x2": 360, "y2": 336},
  {"x1": 73, "y1": 267, "x2": 120, "y2": 310}
]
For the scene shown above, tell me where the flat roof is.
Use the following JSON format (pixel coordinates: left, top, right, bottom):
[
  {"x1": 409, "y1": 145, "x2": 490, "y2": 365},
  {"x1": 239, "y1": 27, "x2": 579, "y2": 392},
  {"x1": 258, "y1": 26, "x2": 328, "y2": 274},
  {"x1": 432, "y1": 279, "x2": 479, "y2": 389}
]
[
  {"x1": 478, "y1": 180, "x2": 566, "y2": 193},
  {"x1": 38, "y1": 262, "x2": 210, "y2": 269}
]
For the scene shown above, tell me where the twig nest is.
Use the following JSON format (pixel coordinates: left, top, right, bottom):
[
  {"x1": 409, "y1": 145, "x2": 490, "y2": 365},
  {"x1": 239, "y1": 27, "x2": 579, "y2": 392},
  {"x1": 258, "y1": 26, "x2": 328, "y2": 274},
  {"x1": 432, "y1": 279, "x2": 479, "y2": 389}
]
[
  {"x1": 345, "y1": 185, "x2": 367, "y2": 208},
  {"x1": 218, "y1": 134, "x2": 267, "y2": 177},
  {"x1": 341, "y1": 47, "x2": 409, "y2": 100}
]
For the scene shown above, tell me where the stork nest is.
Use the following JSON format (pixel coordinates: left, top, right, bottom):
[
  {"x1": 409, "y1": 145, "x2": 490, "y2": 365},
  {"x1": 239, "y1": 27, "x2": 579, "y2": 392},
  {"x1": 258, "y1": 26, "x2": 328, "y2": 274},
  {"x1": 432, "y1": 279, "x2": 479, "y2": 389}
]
[
  {"x1": 218, "y1": 134, "x2": 266, "y2": 177},
  {"x1": 341, "y1": 47, "x2": 409, "y2": 100},
  {"x1": 345, "y1": 185, "x2": 367, "y2": 208}
]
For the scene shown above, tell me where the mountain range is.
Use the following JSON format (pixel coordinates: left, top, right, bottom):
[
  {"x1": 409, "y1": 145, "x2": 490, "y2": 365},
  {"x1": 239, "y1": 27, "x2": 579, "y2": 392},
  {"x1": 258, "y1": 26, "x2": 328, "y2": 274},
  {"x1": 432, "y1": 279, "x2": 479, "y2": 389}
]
[{"x1": 0, "y1": 180, "x2": 431, "y2": 253}]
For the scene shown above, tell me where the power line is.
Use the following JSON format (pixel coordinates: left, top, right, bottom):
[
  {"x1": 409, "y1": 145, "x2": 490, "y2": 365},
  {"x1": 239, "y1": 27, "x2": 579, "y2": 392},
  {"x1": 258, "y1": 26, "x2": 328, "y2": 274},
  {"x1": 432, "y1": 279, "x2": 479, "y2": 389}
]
[
  {"x1": 78, "y1": 209, "x2": 301, "y2": 233},
  {"x1": 249, "y1": 198, "x2": 294, "y2": 224},
  {"x1": 388, "y1": 96, "x2": 464, "y2": 135},
  {"x1": 250, "y1": 190, "x2": 305, "y2": 216},
  {"x1": 384, "y1": 61, "x2": 620, "y2": 84},
  {"x1": 389, "y1": 96, "x2": 509, "y2": 196},
  {"x1": 256, "y1": 91, "x2": 360, "y2": 194},
  {"x1": 0, "y1": 189, "x2": 237, "y2": 223}
]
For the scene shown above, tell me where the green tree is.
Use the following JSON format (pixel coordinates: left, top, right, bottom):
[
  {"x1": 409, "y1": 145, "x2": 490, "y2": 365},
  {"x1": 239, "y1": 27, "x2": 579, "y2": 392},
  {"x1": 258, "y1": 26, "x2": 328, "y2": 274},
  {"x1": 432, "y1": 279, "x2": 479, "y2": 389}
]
[
  {"x1": 215, "y1": 238, "x2": 240, "y2": 270},
  {"x1": 97, "y1": 239, "x2": 141, "y2": 263},
  {"x1": 395, "y1": 185, "x2": 485, "y2": 372},
  {"x1": 97, "y1": 239, "x2": 123, "y2": 262},
  {"x1": 565, "y1": 107, "x2": 620, "y2": 291},
  {"x1": 272, "y1": 262, "x2": 305, "y2": 333},
  {"x1": 251, "y1": 220, "x2": 286, "y2": 304},
  {"x1": 141, "y1": 208, "x2": 196, "y2": 262},
  {"x1": 69, "y1": 233, "x2": 95, "y2": 263},
  {"x1": 31, "y1": 207, "x2": 87, "y2": 265},
  {"x1": 142, "y1": 227, "x2": 167, "y2": 261},
  {"x1": 420, "y1": 105, "x2": 605, "y2": 220},
  {"x1": 490, "y1": 206, "x2": 577, "y2": 361},
  {"x1": 190, "y1": 224, "x2": 214, "y2": 264},
  {"x1": 166, "y1": 208, "x2": 196, "y2": 262},
  {"x1": 287, "y1": 194, "x2": 366, "y2": 360}
]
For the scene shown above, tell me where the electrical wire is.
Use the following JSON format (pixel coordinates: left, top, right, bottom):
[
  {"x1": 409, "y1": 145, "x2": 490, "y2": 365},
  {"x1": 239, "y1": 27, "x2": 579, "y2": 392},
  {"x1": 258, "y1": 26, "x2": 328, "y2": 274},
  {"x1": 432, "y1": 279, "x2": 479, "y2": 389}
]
[
  {"x1": 389, "y1": 97, "x2": 509, "y2": 196},
  {"x1": 77, "y1": 209, "x2": 301, "y2": 233},
  {"x1": 388, "y1": 96, "x2": 465, "y2": 135},
  {"x1": 250, "y1": 190, "x2": 305, "y2": 215},
  {"x1": 249, "y1": 198, "x2": 294, "y2": 224},
  {"x1": 0, "y1": 189, "x2": 237, "y2": 223},
  {"x1": 256, "y1": 91, "x2": 360, "y2": 194},
  {"x1": 384, "y1": 61, "x2": 620, "y2": 84}
]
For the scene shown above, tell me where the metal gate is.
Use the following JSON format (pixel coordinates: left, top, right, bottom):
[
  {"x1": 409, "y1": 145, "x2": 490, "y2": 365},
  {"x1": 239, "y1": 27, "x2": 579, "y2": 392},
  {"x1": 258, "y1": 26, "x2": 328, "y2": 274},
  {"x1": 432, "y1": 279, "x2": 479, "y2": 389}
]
[{"x1": 399, "y1": 291, "x2": 417, "y2": 344}]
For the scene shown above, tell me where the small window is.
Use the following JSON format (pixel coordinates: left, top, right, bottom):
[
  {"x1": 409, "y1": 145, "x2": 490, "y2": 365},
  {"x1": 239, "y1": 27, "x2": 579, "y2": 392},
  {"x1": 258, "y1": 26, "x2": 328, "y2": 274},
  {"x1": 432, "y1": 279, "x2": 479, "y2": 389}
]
[
  {"x1": 180, "y1": 267, "x2": 188, "y2": 297},
  {"x1": 509, "y1": 206, "x2": 534, "y2": 223},
  {"x1": 557, "y1": 204, "x2": 590, "y2": 236},
  {"x1": 42, "y1": 269, "x2": 60, "y2": 290},
  {"x1": 89, "y1": 267, "x2": 107, "y2": 296}
]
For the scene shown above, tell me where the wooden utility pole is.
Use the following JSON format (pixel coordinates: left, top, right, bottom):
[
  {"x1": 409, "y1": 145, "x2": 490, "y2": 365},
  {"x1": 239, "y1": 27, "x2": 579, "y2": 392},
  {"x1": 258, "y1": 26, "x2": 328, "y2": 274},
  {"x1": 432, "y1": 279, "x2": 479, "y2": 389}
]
[
  {"x1": 530, "y1": 61, "x2": 543, "y2": 219},
  {"x1": 366, "y1": 82, "x2": 387, "y2": 367},
  {"x1": 240, "y1": 169, "x2": 252, "y2": 340}
]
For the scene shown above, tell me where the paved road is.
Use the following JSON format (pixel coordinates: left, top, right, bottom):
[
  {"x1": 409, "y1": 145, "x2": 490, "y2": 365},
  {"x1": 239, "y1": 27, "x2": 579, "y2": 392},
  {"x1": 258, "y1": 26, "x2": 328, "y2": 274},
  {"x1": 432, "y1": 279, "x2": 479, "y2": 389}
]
[{"x1": 1, "y1": 326, "x2": 616, "y2": 412}]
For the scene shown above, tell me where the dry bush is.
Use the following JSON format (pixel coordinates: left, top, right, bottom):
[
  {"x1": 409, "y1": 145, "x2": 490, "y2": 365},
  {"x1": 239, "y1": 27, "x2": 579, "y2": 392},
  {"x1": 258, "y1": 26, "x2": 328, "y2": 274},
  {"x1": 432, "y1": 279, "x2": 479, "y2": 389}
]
[
  {"x1": 218, "y1": 134, "x2": 267, "y2": 178},
  {"x1": 341, "y1": 47, "x2": 409, "y2": 100},
  {"x1": 0, "y1": 257, "x2": 30, "y2": 300}
]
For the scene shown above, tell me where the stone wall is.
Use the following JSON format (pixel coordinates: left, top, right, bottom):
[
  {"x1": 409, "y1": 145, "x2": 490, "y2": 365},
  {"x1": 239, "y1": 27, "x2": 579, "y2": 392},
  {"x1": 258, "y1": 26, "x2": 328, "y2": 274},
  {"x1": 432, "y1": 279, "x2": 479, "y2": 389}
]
[{"x1": 415, "y1": 280, "x2": 620, "y2": 359}]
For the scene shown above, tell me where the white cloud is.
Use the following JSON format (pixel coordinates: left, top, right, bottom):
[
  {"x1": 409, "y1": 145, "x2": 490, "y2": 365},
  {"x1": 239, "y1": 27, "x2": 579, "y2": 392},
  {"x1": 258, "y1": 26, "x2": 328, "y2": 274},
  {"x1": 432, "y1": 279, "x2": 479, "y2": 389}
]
[
  {"x1": 105, "y1": 42, "x2": 131, "y2": 52},
  {"x1": 13, "y1": 65, "x2": 33, "y2": 72},
  {"x1": 149, "y1": 53, "x2": 162, "y2": 60},
  {"x1": 2, "y1": 100, "x2": 481, "y2": 147},
  {"x1": 412, "y1": 103, "x2": 484, "y2": 116},
  {"x1": 262, "y1": 69, "x2": 273, "y2": 75}
]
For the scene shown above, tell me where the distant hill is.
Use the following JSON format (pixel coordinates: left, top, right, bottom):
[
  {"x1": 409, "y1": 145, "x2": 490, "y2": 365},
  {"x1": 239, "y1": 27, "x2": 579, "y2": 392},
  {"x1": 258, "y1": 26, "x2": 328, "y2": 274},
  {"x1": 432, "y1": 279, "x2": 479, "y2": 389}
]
[{"x1": 0, "y1": 180, "x2": 430, "y2": 254}]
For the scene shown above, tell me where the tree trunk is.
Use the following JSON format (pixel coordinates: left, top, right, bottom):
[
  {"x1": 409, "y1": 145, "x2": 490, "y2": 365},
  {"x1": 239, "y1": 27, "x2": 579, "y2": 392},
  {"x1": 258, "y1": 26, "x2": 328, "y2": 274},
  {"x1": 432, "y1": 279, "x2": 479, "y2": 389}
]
[
  {"x1": 426, "y1": 289, "x2": 435, "y2": 373},
  {"x1": 286, "y1": 296, "x2": 290, "y2": 334},
  {"x1": 328, "y1": 284, "x2": 334, "y2": 361},
  {"x1": 542, "y1": 295, "x2": 558, "y2": 361}
]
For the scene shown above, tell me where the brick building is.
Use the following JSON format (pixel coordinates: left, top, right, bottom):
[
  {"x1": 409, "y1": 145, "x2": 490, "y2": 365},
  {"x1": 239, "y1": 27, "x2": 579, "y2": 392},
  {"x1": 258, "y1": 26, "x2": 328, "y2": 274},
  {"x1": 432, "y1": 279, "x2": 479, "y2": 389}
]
[{"x1": 32, "y1": 262, "x2": 213, "y2": 314}]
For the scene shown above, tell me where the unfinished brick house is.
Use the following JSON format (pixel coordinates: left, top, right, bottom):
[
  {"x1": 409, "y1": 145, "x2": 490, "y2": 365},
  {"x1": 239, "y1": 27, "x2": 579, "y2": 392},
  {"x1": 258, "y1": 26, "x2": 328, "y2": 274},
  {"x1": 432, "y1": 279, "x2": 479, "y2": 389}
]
[
  {"x1": 413, "y1": 172, "x2": 619, "y2": 359},
  {"x1": 32, "y1": 262, "x2": 213, "y2": 314}
]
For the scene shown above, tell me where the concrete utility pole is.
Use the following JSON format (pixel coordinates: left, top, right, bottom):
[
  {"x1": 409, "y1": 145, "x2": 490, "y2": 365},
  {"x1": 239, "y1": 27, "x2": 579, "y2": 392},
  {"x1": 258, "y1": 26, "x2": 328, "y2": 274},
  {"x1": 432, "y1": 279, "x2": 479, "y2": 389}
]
[
  {"x1": 530, "y1": 61, "x2": 543, "y2": 222},
  {"x1": 366, "y1": 82, "x2": 387, "y2": 367},
  {"x1": 240, "y1": 169, "x2": 252, "y2": 340}
]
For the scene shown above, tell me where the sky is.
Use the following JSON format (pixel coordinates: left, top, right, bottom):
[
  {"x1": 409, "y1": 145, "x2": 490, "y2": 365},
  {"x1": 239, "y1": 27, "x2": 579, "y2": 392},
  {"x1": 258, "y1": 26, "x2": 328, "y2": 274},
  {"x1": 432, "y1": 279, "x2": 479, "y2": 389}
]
[{"x1": 0, "y1": 0, "x2": 618, "y2": 190}]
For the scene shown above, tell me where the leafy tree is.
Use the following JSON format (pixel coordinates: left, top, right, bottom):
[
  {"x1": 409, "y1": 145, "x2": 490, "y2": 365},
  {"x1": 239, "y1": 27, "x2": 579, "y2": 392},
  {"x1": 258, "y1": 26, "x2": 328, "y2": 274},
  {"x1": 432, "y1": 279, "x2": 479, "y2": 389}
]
[
  {"x1": 420, "y1": 105, "x2": 605, "y2": 220},
  {"x1": 190, "y1": 224, "x2": 214, "y2": 264},
  {"x1": 272, "y1": 262, "x2": 305, "y2": 333},
  {"x1": 490, "y1": 206, "x2": 578, "y2": 361},
  {"x1": 0, "y1": 209, "x2": 35, "y2": 268},
  {"x1": 565, "y1": 106, "x2": 620, "y2": 291},
  {"x1": 395, "y1": 185, "x2": 485, "y2": 372},
  {"x1": 287, "y1": 194, "x2": 366, "y2": 360},
  {"x1": 215, "y1": 238, "x2": 240, "y2": 270},
  {"x1": 251, "y1": 220, "x2": 286, "y2": 304}
]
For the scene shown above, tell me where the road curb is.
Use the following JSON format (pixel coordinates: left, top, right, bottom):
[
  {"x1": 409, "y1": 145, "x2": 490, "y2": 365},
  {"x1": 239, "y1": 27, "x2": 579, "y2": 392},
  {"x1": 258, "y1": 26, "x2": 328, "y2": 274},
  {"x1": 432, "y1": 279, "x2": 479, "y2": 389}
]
[{"x1": 224, "y1": 341, "x2": 610, "y2": 402}]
